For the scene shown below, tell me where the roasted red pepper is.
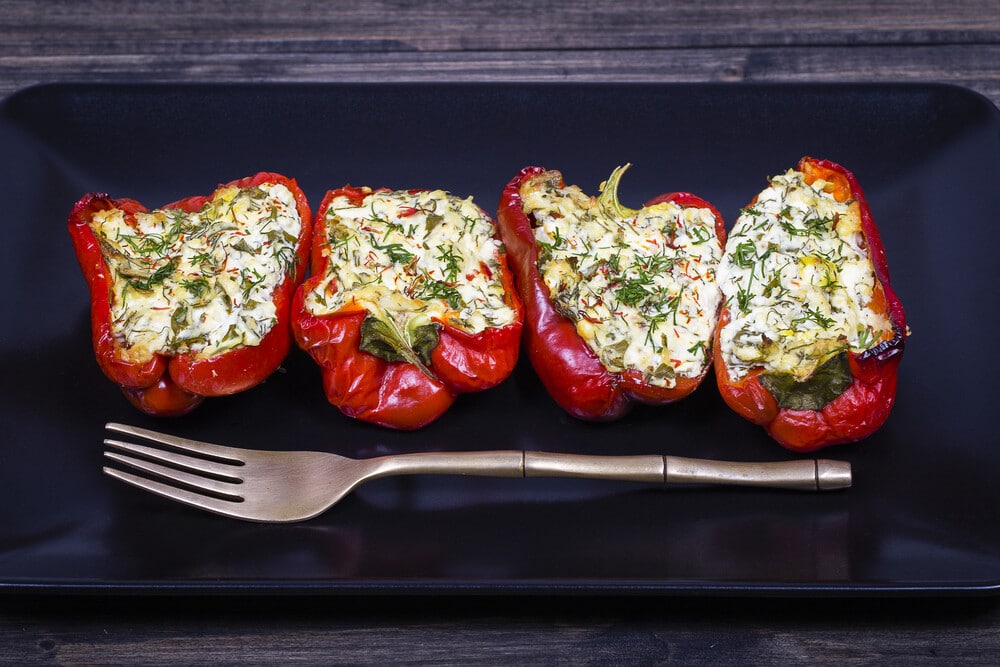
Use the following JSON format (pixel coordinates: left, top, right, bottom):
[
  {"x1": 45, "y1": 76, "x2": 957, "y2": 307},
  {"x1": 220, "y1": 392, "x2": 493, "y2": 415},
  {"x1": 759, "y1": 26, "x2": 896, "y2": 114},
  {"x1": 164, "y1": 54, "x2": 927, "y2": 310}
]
[
  {"x1": 713, "y1": 157, "x2": 907, "y2": 452},
  {"x1": 68, "y1": 172, "x2": 312, "y2": 416},
  {"x1": 496, "y1": 165, "x2": 727, "y2": 420},
  {"x1": 292, "y1": 185, "x2": 523, "y2": 430}
]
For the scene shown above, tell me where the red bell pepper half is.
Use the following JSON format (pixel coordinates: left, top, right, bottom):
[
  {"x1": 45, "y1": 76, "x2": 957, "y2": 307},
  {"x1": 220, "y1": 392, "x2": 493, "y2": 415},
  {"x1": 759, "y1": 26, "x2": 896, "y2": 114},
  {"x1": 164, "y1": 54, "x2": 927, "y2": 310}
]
[
  {"x1": 68, "y1": 172, "x2": 312, "y2": 416},
  {"x1": 496, "y1": 165, "x2": 727, "y2": 421},
  {"x1": 713, "y1": 157, "x2": 907, "y2": 452},
  {"x1": 292, "y1": 185, "x2": 524, "y2": 430}
]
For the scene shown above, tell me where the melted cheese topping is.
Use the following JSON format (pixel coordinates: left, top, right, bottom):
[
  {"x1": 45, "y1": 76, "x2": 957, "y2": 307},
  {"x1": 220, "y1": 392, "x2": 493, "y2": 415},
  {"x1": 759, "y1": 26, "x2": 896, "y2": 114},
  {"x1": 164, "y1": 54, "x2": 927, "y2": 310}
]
[
  {"x1": 520, "y1": 170, "x2": 723, "y2": 388},
  {"x1": 90, "y1": 183, "x2": 302, "y2": 363},
  {"x1": 717, "y1": 169, "x2": 894, "y2": 381},
  {"x1": 304, "y1": 188, "x2": 517, "y2": 334}
]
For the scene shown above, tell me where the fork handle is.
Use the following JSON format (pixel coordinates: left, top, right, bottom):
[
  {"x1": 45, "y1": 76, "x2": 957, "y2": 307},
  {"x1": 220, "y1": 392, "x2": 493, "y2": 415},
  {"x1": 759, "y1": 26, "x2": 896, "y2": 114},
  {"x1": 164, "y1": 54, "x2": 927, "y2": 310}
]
[
  {"x1": 374, "y1": 451, "x2": 850, "y2": 491},
  {"x1": 526, "y1": 453, "x2": 850, "y2": 491}
]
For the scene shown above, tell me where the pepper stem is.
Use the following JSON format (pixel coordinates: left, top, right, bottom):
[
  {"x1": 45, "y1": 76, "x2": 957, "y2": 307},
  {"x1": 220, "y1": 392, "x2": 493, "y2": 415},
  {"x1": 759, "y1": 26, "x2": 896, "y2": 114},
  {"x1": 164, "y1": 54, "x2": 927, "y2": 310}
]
[{"x1": 597, "y1": 163, "x2": 638, "y2": 219}]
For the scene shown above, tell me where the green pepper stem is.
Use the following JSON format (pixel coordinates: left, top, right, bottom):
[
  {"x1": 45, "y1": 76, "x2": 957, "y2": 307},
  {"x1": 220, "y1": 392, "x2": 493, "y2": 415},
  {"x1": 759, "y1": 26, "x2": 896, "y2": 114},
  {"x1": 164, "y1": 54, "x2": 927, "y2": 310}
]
[{"x1": 597, "y1": 163, "x2": 637, "y2": 219}]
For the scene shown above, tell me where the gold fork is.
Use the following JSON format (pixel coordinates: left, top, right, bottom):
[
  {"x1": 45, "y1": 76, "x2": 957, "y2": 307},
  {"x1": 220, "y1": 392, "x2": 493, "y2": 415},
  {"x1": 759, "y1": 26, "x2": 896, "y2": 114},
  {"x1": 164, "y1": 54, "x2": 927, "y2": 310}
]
[{"x1": 103, "y1": 422, "x2": 852, "y2": 523}]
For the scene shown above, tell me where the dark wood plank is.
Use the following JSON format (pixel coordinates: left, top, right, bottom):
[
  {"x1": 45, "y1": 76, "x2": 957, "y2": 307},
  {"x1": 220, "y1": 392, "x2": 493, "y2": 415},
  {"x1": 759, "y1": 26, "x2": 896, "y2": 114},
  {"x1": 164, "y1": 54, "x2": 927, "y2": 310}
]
[
  {"x1": 4, "y1": 597, "x2": 1000, "y2": 664},
  {"x1": 1, "y1": 1, "x2": 998, "y2": 104},
  {"x1": 2, "y1": 45, "x2": 997, "y2": 107},
  {"x1": 2, "y1": 0, "x2": 998, "y2": 53}
]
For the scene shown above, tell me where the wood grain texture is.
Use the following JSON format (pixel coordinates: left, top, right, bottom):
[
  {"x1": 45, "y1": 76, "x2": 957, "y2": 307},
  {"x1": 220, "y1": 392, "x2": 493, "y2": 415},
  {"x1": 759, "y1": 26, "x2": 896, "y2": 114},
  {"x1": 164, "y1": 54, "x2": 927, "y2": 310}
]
[
  {"x1": 4, "y1": 596, "x2": 1000, "y2": 665},
  {"x1": 1, "y1": 0, "x2": 999, "y2": 105},
  {"x1": 2, "y1": 0, "x2": 1000, "y2": 663},
  {"x1": 3, "y1": 0, "x2": 998, "y2": 51}
]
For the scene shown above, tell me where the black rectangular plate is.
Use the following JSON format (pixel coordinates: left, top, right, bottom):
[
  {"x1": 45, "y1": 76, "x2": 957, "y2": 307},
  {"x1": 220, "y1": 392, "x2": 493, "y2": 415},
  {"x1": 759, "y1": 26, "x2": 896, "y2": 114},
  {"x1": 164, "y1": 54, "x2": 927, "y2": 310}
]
[{"x1": 1, "y1": 82, "x2": 998, "y2": 596}]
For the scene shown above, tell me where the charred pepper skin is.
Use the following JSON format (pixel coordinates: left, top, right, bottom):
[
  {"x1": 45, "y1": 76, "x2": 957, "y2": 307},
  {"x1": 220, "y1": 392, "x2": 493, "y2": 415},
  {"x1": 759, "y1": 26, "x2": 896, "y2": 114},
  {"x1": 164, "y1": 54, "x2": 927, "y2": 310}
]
[
  {"x1": 68, "y1": 172, "x2": 313, "y2": 416},
  {"x1": 496, "y1": 166, "x2": 727, "y2": 421},
  {"x1": 713, "y1": 157, "x2": 907, "y2": 452},
  {"x1": 292, "y1": 186, "x2": 524, "y2": 431}
]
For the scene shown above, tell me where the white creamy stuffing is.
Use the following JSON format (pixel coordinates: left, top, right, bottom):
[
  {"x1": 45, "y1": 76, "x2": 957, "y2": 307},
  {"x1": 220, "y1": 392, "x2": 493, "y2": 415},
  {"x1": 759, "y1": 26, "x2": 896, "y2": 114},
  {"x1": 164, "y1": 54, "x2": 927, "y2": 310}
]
[
  {"x1": 90, "y1": 182, "x2": 301, "y2": 362},
  {"x1": 520, "y1": 169, "x2": 723, "y2": 388},
  {"x1": 717, "y1": 169, "x2": 893, "y2": 381},
  {"x1": 304, "y1": 188, "x2": 517, "y2": 334}
]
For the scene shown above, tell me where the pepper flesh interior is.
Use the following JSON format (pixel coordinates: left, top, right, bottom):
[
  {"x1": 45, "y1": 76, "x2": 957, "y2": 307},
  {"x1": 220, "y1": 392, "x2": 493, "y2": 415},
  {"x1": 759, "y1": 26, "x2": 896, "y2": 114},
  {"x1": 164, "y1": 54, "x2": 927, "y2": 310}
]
[
  {"x1": 717, "y1": 169, "x2": 894, "y2": 382},
  {"x1": 90, "y1": 183, "x2": 302, "y2": 363},
  {"x1": 520, "y1": 166, "x2": 723, "y2": 388}
]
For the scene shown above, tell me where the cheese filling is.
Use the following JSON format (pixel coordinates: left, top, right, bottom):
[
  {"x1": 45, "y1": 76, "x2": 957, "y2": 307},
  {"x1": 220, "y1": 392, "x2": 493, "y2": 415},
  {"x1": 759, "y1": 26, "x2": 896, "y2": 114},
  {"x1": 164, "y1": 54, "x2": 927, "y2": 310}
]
[
  {"x1": 90, "y1": 183, "x2": 302, "y2": 363},
  {"x1": 304, "y1": 188, "x2": 517, "y2": 335},
  {"x1": 717, "y1": 169, "x2": 894, "y2": 382},
  {"x1": 520, "y1": 170, "x2": 723, "y2": 388}
]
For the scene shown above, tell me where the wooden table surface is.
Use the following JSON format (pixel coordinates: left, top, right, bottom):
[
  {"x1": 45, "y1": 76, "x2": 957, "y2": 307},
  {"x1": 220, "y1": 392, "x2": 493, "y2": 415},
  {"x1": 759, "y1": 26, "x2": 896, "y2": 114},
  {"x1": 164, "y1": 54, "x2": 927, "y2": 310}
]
[{"x1": 2, "y1": 1, "x2": 999, "y2": 663}]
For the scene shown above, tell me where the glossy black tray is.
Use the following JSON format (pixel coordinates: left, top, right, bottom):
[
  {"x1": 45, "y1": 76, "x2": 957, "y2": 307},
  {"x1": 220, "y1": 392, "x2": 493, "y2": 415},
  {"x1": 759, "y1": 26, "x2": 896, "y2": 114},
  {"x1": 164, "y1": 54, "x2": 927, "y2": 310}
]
[{"x1": 1, "y1": 82, "x2": 998, "y2": 596}]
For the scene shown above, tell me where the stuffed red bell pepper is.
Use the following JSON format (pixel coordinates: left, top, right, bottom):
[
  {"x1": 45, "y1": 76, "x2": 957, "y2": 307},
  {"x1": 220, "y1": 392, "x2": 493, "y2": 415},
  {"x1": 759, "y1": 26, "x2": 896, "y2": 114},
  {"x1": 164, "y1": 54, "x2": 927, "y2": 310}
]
[
  {"x1": 496, "y1": 165, "x2": 726, "y2": 420},
  {"x1": 68, "y1": 172, "x2": 312, "y2": 416},
  {"x1": 714, "y1": 156, "x2": 907, "y2": 452},
  {"x1": 292, "y1": 185, "x2": 523, "y2": 430}
]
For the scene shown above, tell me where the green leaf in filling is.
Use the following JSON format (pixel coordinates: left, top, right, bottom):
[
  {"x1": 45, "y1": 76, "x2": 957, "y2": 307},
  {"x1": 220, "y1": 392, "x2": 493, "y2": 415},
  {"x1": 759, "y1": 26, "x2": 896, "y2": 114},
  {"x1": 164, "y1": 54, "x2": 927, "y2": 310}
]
[
  {"x1": 359, "y1": 313, "x2": 440, "y2": 378},
  {"x1": 759, "y1": 351, "x2": 853, "y2": 411}
]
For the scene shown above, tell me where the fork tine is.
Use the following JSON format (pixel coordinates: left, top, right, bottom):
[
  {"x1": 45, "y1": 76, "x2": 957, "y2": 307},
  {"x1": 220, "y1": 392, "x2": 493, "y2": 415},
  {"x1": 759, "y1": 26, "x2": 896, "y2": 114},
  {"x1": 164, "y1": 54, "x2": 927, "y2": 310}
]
[
  {"x1": 104, "y1": 422, "x2": 246, "y2": 461},
  {"x1": 103, "y1": 450, "x2": 243, "y2": 498},
  {"x1": 103, "y1": 438, "x2": 243, "y2": 479},
  {"x1": 103, "y1": 466, "x2": 246, "y2": 518}
]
